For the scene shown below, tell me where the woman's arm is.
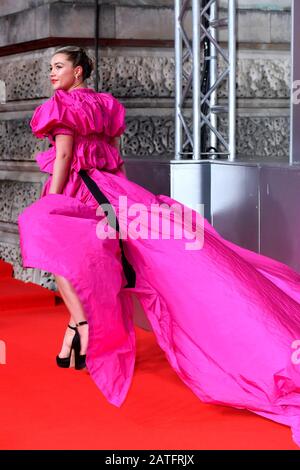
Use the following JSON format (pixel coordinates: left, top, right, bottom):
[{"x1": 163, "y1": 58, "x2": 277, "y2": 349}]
[{"x1": 48, "y1": 134, "x2": 74, "y2": 194}]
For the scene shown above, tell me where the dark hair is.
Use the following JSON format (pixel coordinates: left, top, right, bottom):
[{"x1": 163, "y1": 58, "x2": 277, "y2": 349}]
[{"x1": 52, "y1": 46, "x2": 94, "y2": 81}]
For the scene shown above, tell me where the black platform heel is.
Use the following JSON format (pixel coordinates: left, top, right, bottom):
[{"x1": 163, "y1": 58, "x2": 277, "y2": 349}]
[
  {"x1": 56, "y1": 324, "x2": 80, "y2": 368},
  {"x1": 74, "y1": 320, "x2": 88, "y2": 370}
]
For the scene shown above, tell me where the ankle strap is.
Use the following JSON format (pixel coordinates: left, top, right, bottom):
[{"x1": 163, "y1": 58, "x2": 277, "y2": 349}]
[
  {"x1": 76, "y1": 320, "x2": 88, "y2": 326},
  {"x1": 68, "y1": 324, "x2": 77, "y2": 331}
]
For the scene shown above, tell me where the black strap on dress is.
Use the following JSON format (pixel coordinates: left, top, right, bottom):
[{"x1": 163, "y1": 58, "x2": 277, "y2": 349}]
[{"x1": 78, "y1": 169, "x2": 136, "y2": 288}]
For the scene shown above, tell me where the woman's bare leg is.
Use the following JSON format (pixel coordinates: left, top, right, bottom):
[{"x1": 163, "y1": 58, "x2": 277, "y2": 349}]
[
  {"x1": 57, "y1": 315, "x2": 77, "y2": 363},
  {"x1": 55, "y1": 274, "x2": 89, "y2": 357}
]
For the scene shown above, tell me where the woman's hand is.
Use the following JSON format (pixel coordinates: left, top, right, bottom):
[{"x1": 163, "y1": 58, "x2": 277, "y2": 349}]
[{"x1": 48, "y1": 134, "x2": 74, "y2": 194}]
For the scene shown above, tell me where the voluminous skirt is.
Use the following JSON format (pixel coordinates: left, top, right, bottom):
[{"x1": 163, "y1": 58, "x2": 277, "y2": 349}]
[{"x1": 18, "y1": 168, "x2": 300, "y2": 447}]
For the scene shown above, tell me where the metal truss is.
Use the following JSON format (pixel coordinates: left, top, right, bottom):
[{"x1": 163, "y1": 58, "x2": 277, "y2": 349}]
[{"x1": 175, "y1": 0, "x2": 236, "y2": 161}]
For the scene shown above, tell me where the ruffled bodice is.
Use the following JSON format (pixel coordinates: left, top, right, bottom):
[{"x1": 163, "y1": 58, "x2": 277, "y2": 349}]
[{"x1": 30, "y1": 88, "x2": 126, "y2": 176}]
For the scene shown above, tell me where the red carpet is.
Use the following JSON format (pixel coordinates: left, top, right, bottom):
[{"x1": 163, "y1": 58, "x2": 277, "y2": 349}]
[{"x1": 0, "y1": 259, "x2": 298, "y2": 450}]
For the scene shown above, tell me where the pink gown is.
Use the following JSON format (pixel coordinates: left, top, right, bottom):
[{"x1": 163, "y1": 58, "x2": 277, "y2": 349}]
[{"x1": 18, "y1": 88, "x2": 300, "y2": 446}]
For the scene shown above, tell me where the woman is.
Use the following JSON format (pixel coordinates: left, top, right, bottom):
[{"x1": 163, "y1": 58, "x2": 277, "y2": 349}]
[
  {"x1": 26, "y1": 45, "x2": 129, "y2": 372},
  {"x1": 18, "y1": 45, "x2": 300, "y2": 446}
]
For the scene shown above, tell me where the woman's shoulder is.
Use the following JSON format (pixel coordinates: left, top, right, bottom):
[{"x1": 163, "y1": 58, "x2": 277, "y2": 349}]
[
  {"x1": 34, "y1": 88, "x2": 123, "y2": 111},
  {"x1": 69, "y1": 89, "x2": 126, "y2": 137},
  {"x1": 30, "y1": 88, "x2": 126, "y2": 139},
  {"x1": 31, "y1": 89, "x2": 75, "y2": 121},
  {"x1": 93, "y1": 92, "x2": 126, "y2": 137},
  {"x1": 30, "y1": 90, "x2": 75, "y2": 139},
  {"x1": 95, "y1": 91, "x2": 123, "y2": 106}
]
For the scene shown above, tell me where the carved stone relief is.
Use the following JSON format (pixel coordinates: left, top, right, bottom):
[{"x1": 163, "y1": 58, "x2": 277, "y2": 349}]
[
  {"x1": 123, "y1": 116, "x2": 175, "y2": 157},
  {"x1": 0, "y1": 52, "x2": 291, "y2": 101},
  {"x1": 0, "y1": 113, "x2": 289, "y2": 162},
  {"x1": 0, "y1": 242, "x2": 35, "y2": 282},
  {"x1": 219, "y1": 116, "x2": 289, "y2": 159},
  {"x1": 0, "y1": 117, "x2": 45, "y2": 161},
  {"x1": 0, "y1": 181, "x2": 40, "y2": 223}
]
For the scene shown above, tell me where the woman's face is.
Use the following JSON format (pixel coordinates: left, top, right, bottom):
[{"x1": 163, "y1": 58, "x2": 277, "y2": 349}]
[{"x1": 49, "y1": 53, "x2": 82, "y2": 91}]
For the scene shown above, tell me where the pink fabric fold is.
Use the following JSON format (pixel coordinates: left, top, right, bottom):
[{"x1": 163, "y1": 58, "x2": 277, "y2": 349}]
[
  {"x1": 30, "y1": 88, "x2": 125, "y2": 139},
  {"x1": 18, "y1": 88, "x2": 300, "y2": 447}
]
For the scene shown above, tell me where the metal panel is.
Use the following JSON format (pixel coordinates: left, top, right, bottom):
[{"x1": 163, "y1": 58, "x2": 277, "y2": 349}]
[
  {"x1": 124, "y1": 158, "x2": 171, "y2": 195},
  {"x1": 124, "y1": 158, "x2": 210, "y2": 217},
  {"x1": 260, "y1": 166, "x2": 300, "y2": 272},
  {"x1": 170, "y1": 161, "x2": 211, "y2": 220},
  {"x1": 211, "y1": 163, "x2": 259, "y2": 251}
]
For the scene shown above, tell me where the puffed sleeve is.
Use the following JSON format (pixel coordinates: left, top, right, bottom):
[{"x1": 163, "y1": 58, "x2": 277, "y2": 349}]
[
  {"x1": 30, "y1": 90, "x2": 76, "y2": 144},
  {"x1": 100, "y1": 93, "x2": 126, "y2": 138},
  {"x1": 51, "y1": 125, "x2": 74, "y2": 137}
]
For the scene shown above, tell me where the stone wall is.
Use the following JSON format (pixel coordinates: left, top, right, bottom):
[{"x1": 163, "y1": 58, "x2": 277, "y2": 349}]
[{"x1": 0, "y1": 0, "x2": 292, "y2": 285}]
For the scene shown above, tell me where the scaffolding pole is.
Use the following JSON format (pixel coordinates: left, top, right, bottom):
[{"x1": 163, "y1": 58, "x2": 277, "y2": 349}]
[{"x1": 174, "y1": 0, "x2": 237, "y2": 161}]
